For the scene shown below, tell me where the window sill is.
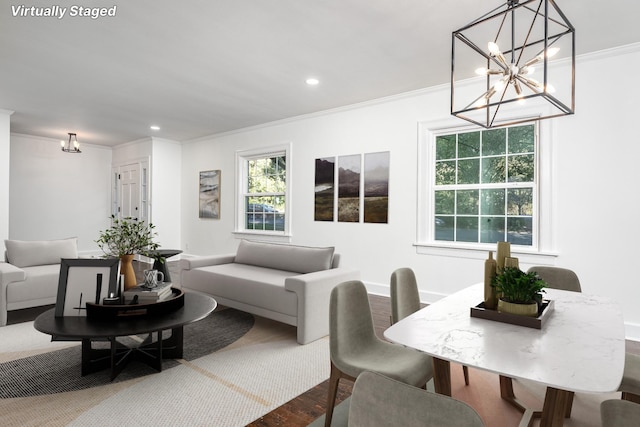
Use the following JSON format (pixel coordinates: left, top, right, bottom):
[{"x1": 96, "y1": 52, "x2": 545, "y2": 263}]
[
  {"x1": 414, "y1": 242, "x2": 558, "y2": 265},
  {"x1": 232, "y1": 230, "x2": 292, "y2": 243}
]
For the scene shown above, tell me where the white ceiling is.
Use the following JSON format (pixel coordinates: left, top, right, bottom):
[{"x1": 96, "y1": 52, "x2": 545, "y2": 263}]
[{"x1": 2, "y1": 0, "x2": 639, "y2": 147}]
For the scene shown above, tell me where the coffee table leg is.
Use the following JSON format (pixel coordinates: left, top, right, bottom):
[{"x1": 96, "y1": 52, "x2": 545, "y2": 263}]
[
  {"x1": 161, "y1": 326, "x2": 184, "y2": 359},
  {"x1": 432, "y1": 357, "x2": 451, "y2": 396}
]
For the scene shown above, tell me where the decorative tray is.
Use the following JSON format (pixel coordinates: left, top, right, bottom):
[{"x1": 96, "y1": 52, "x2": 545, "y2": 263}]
[
  {"x1": 86, "y1": 288, "x2": 184, "y2": 319},
  {"x1": 470, "y1": 299, "x2": 554, "y2": 329}
]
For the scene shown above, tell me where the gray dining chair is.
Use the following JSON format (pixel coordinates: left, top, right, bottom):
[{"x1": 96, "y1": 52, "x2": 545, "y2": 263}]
[
  {"x1": 619, "y1": 352, "x2": 640, "y2": 403},
  {"x1": 526, "y1": 266, "x2": 582, "y2": 292},
  {"x1": 390, "y1": 267, "x2": 470, "y2": 385},
  {"x1": 349, "y1": 371, "x2": 485, "y2": 427},
  {"x1": 601, "y1": 399, "x2": 640, "y2": 427},
  {"x1": 325, "y1": 280, "x2": 434, "y2": 427}
]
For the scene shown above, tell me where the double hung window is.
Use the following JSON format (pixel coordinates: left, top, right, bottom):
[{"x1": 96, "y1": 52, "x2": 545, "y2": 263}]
[
  {"x1": 236, "y1": 145, "x2": 290, "y2": 235},
  {"x1": 432, "y1": 124, "x2": 537, "y2": 247}
]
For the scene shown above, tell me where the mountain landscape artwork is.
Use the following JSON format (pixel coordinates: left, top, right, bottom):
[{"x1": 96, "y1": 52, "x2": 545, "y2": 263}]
[
  {"x1": 338, "y1": 154, "x2": 361, "y2": 222},
  {"x1": 364, "y1": 151, "x2": 389, "y2": 223},
  {"x1": 314, "y1": 157, "x2": 335, "y2": 221}
]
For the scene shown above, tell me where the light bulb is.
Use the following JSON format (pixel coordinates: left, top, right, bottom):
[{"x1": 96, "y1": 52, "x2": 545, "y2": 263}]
[
  {"x1": 488, "y1": 42, "x2": 500, "y2": 55},
  {"x1": 546, "y1": 47, "x2": 560, "y2": 58},
  {"x1": 60, "y1": 140, "x2": 65, "y2": 147},
  {"x1": 475, "y1": 67, "x2": 488, "y2": 75},
  {"x1": 545, "y1": 83, "x2": 556, "y2": 93}
]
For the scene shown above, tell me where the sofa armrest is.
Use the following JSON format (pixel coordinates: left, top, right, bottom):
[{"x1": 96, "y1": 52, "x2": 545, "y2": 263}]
[
  {"x1": 0, "y1": 262, "x2": 27, "y2": 287},
  {"x1": 179, "y1": 254, "x2": 236, "y2": 270},
  {"x1": 285, "y1": 267, "x2": 360, "y2": 344},
  {"x1": 0, "y1": 262, "x2": 28, "y2": 326}
]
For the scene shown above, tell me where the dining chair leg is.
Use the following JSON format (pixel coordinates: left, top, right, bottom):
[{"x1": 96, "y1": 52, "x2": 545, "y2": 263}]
[
  {"x1": 564, "y1": 391, "x2": 574, "y2": 418},
  {"x1": 622, "y1": 391, "x2": 640, "y2": 404},
  {"x1": 463, "y1": 365, "x2": 470, "y2": 386},
  {"x1": 325, "y1": 363, "x2": 341, "y2": 427}
]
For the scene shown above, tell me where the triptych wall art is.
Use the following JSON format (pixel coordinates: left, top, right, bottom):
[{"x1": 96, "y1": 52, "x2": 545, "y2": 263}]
[{"x1": 314, "y1": 151, "x2": 389, "y2": 224}]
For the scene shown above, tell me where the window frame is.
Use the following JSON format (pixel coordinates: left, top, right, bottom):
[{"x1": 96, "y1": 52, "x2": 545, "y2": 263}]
[
  {"x1": 416, "y1": 112, "x2": 557, "y2": 262},
  {"x1": 234, "y1": 144, "x2": 292, "y2": 238}
]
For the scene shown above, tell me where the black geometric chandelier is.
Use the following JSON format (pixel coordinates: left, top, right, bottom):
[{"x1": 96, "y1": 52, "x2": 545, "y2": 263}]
[
  {"x1": 451, "y1": 0, "x2": 575, "y2": 128},
  {"x1": 60, "y1": 132, "x2": 81, "y2": 153}
]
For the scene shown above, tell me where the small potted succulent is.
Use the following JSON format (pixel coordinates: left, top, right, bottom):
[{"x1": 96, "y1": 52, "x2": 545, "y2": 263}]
[
  {"x1": 492, "y1": 267, "x2": 546, "y2": 317},
  {"x1": 96, "y1": 215, "x2": 159, "y2": 290}
]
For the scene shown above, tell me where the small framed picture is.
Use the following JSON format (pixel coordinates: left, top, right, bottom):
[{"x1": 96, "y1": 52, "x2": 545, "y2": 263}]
[
  {"x1": 54, "y1": 258, "x2": 120, "y2": 317},
  {"x1": 199, "y1": 170, "x2": 221, "y2": 219}
]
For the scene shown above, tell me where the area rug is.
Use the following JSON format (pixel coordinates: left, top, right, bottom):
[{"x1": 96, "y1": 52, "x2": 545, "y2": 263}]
[
  {"x1": 0, "y1": 308, "x2": 254, "y2": 398},
  {"x1": 0, "y1": 310, "x2": 330, "y2": 427}
]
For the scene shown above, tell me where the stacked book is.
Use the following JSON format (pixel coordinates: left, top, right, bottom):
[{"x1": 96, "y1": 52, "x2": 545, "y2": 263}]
[{"x1": 124, "y1": 282, "x2": 173, "y2": 304}]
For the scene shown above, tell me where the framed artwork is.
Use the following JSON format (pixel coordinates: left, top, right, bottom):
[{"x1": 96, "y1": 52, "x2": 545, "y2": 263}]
[
  {"x1": 54, "y1": 258, "x2": 120, "y2": 317},
  {"x1": 314, "y1": 157, "x2": 335, "y2": 221},
  {"x1": 338, "y1": 154, "x2": 361, "y2": 222},
  {"x1": 364, "y1": 151, "x2": 390, "y2": 223},
  {"x1": 199, "y1": 170, "x2": 221, "y2": 219}
]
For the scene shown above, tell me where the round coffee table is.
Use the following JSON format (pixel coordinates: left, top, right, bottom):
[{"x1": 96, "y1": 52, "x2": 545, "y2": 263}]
[{"x1": 34, "y1": 292, "x2": 216, "y2": 380}]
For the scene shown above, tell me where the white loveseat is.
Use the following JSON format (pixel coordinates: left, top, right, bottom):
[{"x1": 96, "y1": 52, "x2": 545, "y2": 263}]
[
  {"x1": 180, "y1": 239, "x2": 359, "y2": 344},
  {"x1": 0, "y1": 238, "x2": 78, "y2": 326}
]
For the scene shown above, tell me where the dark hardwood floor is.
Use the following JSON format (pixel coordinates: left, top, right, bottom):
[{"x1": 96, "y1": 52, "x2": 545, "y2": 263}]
[{"x1": 246, "y1": 293, "x2": 392, "y2": 427}]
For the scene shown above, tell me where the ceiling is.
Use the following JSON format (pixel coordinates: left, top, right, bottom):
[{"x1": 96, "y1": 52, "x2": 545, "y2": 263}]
[{"x1": 2, "y1": 0, "x2": 639, "y2": 147}]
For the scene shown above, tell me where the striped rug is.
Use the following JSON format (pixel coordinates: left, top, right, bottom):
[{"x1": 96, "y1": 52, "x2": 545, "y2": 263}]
[{"x1": 0, "y1": 310, "x2": 329, "y2": 427}]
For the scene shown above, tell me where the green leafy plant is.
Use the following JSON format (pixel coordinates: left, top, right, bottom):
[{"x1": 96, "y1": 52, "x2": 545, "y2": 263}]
[
  {"x1": 492, "y1": 267, "x2": 546, "y2": 304},
  {"x1": 96, "y1": 215, "x2": 159, "y2": 257}
]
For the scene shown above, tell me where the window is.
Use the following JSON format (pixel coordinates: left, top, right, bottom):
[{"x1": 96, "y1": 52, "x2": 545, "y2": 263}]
[
  {"x1": 433, "y1": 124, "x2": 536, "y2": 246},
  {"x1": 236, "y1": 145, "x2": 290, "y2": 235}
]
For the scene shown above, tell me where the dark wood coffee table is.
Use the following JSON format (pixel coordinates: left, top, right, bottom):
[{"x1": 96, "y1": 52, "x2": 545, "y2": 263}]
[{"x1": 34, "y1": 292, "x2": 216, "y2": 380}]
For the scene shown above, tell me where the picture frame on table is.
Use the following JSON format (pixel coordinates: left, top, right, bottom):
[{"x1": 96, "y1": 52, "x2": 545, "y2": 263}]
[{"x1": 54, "y1": 258, "x2": 120, "y2": 317}]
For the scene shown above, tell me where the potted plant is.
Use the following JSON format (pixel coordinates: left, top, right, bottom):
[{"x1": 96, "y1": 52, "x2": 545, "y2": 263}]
[
  {"x1": 492, "y1": 267, "x2": 546, "y2": 317},
  {"x1": 96, "y1": 215, "x2": 160, "y2": 290}
]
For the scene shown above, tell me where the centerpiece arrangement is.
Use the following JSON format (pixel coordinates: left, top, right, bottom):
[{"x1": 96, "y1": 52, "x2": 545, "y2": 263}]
[
  {"x1": 96, "y1": 215, "x2": 160, "y2": 290},
  {"x1": 473, "y1": 241, "x2": 552, "y2": 328},
  {"x1": 492, "y1": 266, "x2": 546, "y2": 317}
]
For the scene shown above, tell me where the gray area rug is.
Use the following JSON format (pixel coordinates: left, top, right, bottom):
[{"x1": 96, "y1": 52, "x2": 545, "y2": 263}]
[{"x1": 0, "y1": 308, "x2": 254, "y2": 398}]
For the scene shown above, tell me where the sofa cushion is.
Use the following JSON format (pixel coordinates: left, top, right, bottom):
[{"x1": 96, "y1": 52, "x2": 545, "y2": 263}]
[
  {"x1": 234, "y1": 239, "x2": 334, "y2": 274},
  {"x1": 5, "y1": 238, "x2": 78, "y2": 268},
  {"x1": 186, "y1": 263, "x2": 298, "y2": 317}
]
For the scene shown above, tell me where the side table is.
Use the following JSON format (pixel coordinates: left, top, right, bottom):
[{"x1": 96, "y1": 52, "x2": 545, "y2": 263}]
[{"x1": 150, "y1": 249, "x2": 183, "y2": 283}]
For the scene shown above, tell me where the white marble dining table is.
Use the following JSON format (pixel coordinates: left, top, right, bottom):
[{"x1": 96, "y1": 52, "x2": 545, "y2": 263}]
[{"x1": 384, "y1": 283, "x2": 625, "y2": 427}]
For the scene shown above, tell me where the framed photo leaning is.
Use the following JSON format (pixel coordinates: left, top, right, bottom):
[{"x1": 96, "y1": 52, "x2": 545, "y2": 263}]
[{"x1": 54, "y1": 258, "x2": 120, "y2": 317}]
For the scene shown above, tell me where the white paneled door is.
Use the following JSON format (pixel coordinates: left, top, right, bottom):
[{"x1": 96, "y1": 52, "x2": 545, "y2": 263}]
[{"x1": 119, "y1": 163, "x2": 140, "y2": 220}]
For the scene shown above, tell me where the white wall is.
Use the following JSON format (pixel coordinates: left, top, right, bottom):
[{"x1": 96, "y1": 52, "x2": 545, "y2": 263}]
[
  {"x1": 151, "y1": 138, "x2": 182, "y2": 249},
  {"x1": 0, "y1": 110, "x2": 12, "y2": 244},
  {"x1": 181, "y1": 43, "x2": 640, "y2": 339},
  {"x1": 8, "y1": 134, "x2": 112, "y2": 253}
]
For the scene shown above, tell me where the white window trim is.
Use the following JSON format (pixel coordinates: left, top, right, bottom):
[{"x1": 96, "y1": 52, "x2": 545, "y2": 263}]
[
  {"x1": 415, "y1": 109, "x2": 557, "y2": 262},
  {"x1": 234, "y1": 143, "x2": 292, "y2": 240}
]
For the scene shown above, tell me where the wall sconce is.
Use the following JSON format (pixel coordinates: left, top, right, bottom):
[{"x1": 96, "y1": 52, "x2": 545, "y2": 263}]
[
  {"x1": 61, "y1": 132, "x2": 81, "y2": 153},
  {"x1": 451, "y1": 0, "x2": 575, "y2": 128}
]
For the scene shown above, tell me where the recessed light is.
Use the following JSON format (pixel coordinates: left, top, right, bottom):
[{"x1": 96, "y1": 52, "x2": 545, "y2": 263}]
[
  {"x1": 150, "y1": 125, "x2": 160, "y2": 131},
  {"x1": 306, "y1": 78, "x2": 320, "y2": 86}
]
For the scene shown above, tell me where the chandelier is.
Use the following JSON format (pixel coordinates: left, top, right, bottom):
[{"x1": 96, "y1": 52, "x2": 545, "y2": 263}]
[
  {"x1": 60, "y1": 132, "x2": 81, "y2": 153},
  {"x1": 451, "y1": 0, "x2": 575, "y2": 128}
]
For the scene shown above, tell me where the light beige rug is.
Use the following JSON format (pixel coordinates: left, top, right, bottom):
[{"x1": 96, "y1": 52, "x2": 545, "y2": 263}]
[{"x1": 0, "y1": 316, "x2": 329, "y2": 427}]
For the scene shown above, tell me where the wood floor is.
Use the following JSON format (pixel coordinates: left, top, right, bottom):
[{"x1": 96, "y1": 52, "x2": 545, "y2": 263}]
[{"x1": 246, "y1": 293, "x2": 393, "y2": 427}]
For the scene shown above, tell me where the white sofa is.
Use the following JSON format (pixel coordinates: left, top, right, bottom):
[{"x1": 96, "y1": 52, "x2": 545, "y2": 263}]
[
  {"x1": 0, "y1": 238, "x2": 78, "y2": 326},
  {"x1": 180, "y1": 239, "x2": 359, "y2": 344}
]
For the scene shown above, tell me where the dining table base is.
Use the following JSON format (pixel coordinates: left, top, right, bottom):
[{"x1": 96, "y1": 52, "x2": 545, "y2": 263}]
[
  {"x1": 432, "y1": 359, "x2": 575, "y2": 427},
  {"x1": 499, "y1": 375, "x2": 574, "y2": 427}
]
